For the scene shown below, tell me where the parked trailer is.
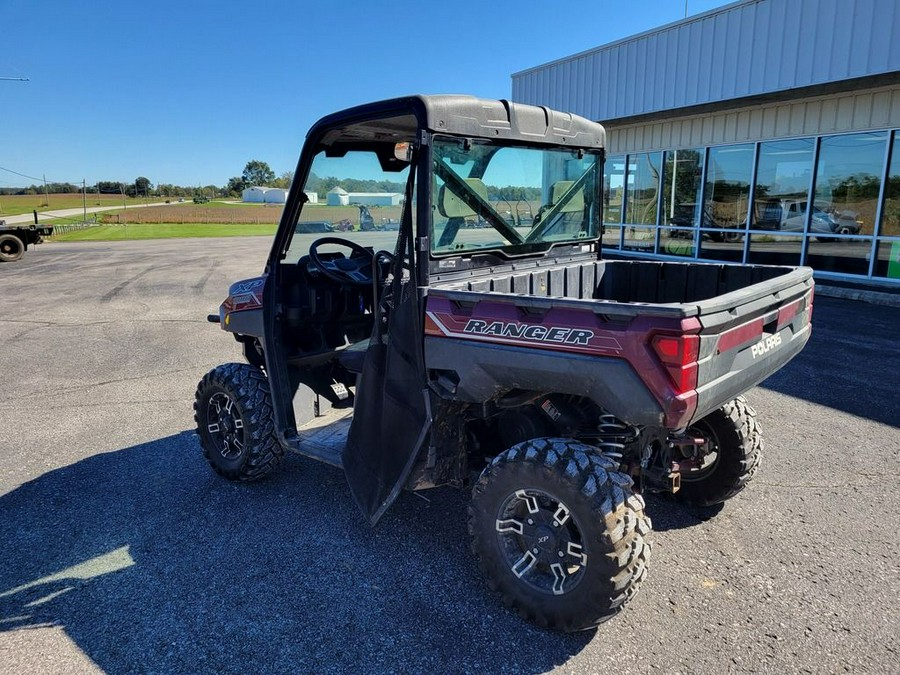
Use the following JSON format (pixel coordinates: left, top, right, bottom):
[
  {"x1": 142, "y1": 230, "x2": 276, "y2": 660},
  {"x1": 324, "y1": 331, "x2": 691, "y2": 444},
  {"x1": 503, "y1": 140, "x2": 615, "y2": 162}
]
[{"x1": 0, "y1": 220, "x2": 53, "y2": 262}]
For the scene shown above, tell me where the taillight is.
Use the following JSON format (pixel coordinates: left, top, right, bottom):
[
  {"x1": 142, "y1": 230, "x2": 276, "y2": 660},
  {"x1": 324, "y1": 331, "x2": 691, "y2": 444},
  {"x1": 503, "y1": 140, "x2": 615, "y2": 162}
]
[
  {"x1": 651, "y1": 333, "x2": 700, "y2": 394},
  {"x1": 808, "y1": 287, "x2": 814, "y2": 322}
]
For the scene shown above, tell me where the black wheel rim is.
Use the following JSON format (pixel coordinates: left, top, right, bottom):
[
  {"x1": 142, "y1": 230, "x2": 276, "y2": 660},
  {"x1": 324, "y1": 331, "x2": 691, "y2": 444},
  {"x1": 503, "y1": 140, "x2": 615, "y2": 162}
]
[
  {"x1": 1, "y1": 240, "x2": 21, "y2": 256},
  {"x1": 206, "y1": 392, "x2": 245, "y2": 460},
  {"x1": 495, "y1": 489, "x2": 587, "y2": 596},
  {"x1": 680, "y1": 421, "x2": 720, "y2": 482}
]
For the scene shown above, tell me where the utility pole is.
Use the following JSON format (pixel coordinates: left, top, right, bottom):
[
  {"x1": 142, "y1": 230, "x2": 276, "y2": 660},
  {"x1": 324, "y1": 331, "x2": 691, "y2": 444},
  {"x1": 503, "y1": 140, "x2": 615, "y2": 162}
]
[
  {"x1": 43, "y1": 174, "x2": 49, "y2": 208},
  {"x1": 82, "y1": 179, "x2": 87, "y2": 222}
]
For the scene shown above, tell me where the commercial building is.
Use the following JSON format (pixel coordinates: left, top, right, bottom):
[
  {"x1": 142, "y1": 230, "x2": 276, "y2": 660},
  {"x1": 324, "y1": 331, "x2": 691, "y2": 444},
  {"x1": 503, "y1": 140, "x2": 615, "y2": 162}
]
[
  {"x1": 326, "y1": 187, "x2": 403, "y2": 207},
  {"x1": 241, "y1": 187, "x2": 289, "y2": 204},
  {"x1": 512, "y1": 0, "x2": 900, "y2": 287}
]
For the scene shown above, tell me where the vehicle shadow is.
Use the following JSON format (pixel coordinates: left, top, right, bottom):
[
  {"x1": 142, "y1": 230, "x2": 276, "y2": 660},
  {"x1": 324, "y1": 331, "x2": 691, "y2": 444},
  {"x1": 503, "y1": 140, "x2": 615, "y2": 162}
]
[
  {"x1": 0, "y1": 432, "x2": 592, "y2": 674},
  {"x1": 644, "y1": 495, "x2": 724, "y2": 532},
  {"x1": 758, "y1": 296, "x2": 900, "y2": 428}
]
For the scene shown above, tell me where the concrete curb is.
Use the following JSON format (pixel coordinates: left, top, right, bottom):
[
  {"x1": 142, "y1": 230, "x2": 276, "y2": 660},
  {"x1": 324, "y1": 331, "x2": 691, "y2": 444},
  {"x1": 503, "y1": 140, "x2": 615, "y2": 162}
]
[{"x1": 815, "y1": 284, "x2": 900, "y2": 307}]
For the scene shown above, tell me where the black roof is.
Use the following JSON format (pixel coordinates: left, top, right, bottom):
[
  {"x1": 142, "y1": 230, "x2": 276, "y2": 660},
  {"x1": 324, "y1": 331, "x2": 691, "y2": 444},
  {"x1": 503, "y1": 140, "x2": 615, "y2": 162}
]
[{"x1": 307, "y1": 95, "x2": 605, "y2": 149}]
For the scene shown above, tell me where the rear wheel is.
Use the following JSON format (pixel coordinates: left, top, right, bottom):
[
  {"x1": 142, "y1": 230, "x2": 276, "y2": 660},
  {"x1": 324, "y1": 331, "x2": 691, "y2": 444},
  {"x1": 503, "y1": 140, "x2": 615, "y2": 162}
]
[
  {"x1": 675, "y1": 396, "x2": 762, "y2": 506},
  {"x1": 722, "y1": 229, "x2": 743, "y2": 243},
  {"x1": 469, "y1": 438, "x2": 652, "y2": 632},
  {"x1": 194, "y1": 363, "x2": 284, "y2": 481},
  {"x1": 0, "y1": 234, "x2": 25, "y2": 262}
]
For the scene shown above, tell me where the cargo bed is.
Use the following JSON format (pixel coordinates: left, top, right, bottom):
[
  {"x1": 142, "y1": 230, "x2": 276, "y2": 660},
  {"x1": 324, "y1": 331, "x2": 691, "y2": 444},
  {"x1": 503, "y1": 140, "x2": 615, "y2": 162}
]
[{"x1": 424, "y1": 258, "x2": 813, "y2": 429}]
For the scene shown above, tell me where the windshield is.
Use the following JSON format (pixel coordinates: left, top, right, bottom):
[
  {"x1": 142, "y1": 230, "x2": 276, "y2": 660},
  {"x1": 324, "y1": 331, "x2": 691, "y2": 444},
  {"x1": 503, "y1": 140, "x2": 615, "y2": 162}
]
[
  {"x1": 284, "y1": 149, "x2": 410, "y2": 262},
  {"x1": 431, "y1": 137, "x2": 601, "y2": 257}
]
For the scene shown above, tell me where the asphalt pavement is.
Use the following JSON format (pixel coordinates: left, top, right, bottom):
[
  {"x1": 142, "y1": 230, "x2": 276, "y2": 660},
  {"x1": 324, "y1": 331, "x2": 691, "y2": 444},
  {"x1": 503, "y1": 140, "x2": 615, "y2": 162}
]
[{"x1": 1, "y1": 237, "x2": 898, "y2": 674}]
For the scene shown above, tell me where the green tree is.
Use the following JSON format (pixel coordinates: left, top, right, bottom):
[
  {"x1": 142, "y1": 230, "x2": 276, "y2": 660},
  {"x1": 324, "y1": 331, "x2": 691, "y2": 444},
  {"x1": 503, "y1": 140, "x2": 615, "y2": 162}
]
[
  {"x1": 134, "y1": 176, "x2": 152, "y2": 197},
  {"x1": 225, "y1": 176, "x2": 246, "y2": 196},
  {"x1": 272, "y1": 170, "x2": 294, "y2": 190},
  {"x1": 96, "y1": 181, "x2": 125, "y2": 194},
  {"x1": 242, "y1": 160, "x2": 275, "y2": 187}
]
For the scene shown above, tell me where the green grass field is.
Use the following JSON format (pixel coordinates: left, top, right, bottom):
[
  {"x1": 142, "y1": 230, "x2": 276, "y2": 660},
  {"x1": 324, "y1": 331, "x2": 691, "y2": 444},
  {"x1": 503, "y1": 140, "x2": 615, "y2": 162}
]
[
  {"x1": 0, "y1": 192, "x2": 150, "y2": 217},
  {"x1": 51, "y1": 223, "x2": 278, "y2": 241}
]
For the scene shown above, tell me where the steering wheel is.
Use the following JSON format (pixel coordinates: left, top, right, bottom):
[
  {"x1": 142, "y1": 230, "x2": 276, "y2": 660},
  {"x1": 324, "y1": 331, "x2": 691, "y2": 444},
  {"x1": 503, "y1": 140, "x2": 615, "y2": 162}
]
[{"x1": 308, "y1": 237, "x2": 383, "y2": 286}]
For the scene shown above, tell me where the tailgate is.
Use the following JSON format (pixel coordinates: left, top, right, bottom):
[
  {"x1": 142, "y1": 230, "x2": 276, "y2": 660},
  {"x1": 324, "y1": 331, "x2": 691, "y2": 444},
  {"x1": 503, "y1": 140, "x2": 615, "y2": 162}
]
[{"x1": 691, "y1": 267, "x2": 813, "y2": 424}]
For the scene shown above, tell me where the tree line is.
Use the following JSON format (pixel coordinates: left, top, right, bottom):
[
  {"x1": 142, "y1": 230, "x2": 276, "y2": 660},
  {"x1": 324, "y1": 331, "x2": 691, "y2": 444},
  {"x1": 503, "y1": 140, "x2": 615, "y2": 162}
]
[
  {"x1": 0, "y1": 158, "x2": 573, "y2": 204},
  {"x1": 0, "y1": 160, "x2": 293, "y2": 200}
]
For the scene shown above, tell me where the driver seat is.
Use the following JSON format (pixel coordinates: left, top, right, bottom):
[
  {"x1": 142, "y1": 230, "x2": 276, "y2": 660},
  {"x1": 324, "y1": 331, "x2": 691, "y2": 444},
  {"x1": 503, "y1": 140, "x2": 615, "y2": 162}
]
[{"x1": 338, "y1": 339, "x2": 370, "y2": 374}]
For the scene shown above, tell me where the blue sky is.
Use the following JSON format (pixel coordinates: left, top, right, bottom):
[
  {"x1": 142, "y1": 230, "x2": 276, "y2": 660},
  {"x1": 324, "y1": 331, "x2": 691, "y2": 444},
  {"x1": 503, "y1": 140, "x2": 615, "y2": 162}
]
[{"x1": 0, "y1": 0, "x2": 734, "y2": 188}]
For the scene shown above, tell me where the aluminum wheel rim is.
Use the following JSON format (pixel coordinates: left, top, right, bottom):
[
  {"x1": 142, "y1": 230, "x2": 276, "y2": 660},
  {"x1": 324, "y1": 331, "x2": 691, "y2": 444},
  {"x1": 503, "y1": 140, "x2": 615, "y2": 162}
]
[
  {"x1": 206, "y1": 392, "x2": 245, "y2": 460},
  {"x1": 495, "y1": 489, "x2": 587, "y2": 596}
]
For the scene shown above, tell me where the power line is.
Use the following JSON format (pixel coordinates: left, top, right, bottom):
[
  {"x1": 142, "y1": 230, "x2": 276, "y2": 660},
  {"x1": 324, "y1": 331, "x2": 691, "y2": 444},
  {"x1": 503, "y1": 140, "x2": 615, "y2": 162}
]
[
  {"x1": 0, "y1": 165, "x2": 44, "y2": 182},
  {"x1": 0, "y1": 165, "x2": 78, "y2": 185}
]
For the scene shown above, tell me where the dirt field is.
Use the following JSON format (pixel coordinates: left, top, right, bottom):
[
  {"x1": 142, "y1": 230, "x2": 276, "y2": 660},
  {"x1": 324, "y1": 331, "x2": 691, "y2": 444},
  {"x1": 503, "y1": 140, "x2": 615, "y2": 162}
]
[{"x1": 96, "y1": 203, "x2": 405, "y2": 227}]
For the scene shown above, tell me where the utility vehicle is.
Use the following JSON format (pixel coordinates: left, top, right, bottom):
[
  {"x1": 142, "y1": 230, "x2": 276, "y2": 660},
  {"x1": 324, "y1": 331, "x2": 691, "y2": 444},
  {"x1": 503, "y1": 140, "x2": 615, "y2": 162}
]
[
  {"x1": 195, "y1": 95, "x2": 813, "y2": 631},
  {"x1": 754, "y1": 198, "x2": 861, "y2": 236}
]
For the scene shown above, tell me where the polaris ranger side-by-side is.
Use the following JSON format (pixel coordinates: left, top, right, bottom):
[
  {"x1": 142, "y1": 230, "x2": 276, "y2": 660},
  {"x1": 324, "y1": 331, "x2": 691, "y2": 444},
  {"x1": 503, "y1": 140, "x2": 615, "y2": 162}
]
[{"x1": 195, "y1": 96, "x2": 812, "y2": 631}]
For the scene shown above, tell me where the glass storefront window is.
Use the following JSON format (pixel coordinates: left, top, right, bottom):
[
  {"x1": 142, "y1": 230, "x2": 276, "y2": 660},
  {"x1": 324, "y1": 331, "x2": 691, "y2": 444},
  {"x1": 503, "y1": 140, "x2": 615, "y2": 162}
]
[
  {"x1": 662, "y1": 149, "x2": 703, "y2": 228},
  {"x1": 806, "y1": 237, "x2": 874, "y2": 276},
  {"x1": 604, "y1": 155, "x2": 625, "y2": 224},
  {"x1": 814, "y1": 132, "x2": 886, "y2": 236},
  {"x1": 605, "y1": 128, "x2": 900, "y2": 284},
  {"x1": 622, "y1": 225, "x2": 656, "y2": 254},
  {"x1": 601, "y1": 224, "x2": 623, "y2": 249},
  {"x1": 658, "y1": 227, "x2": 696, "y2": 257},
  {"x1": 874, "y1": 238, "x2": 900, "y2": 279},
  {"x1": 698, "y1": 230, "x2": 745, "y2": 263},
  {"x1": 880, "y1": 134, "x2": 900, "y2": 236},
  {"x1": 625, "y1": 153, "x2": 661, "y2": 225},
  {"x1": 747, "y1": 233, "x2": 802, "y2": 266},
  {"x1": 752, "y1": 138, "x2": 815, "y2": 232},
  {"x1": 704, "y1": 143, "x2": 753, "y2": 243}
]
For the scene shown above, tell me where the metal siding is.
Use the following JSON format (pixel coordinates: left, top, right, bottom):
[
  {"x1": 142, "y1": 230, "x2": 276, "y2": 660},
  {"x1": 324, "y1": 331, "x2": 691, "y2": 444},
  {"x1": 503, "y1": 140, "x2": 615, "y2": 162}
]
[
  {"x1": 623, "y1": 42, "x2": 635, "y2": 117},
  {"x1": 796, "y1": 0, "x2": 815, "y2": 85},
  {"x1": 850, "y1": 0, "x2": 876, "y2": 75},
  {"x1": 634, "y1": 39, "x2": 647, "y2": 117},
  {"x1": 835, "y1": 95, "x2": 855, "y2": 130},
  {"x1": 749, "y1": 0, "x2": 769, "y2": 93},
  {"x1": 871, "y1": 90, "x2": 892, "y2": 127},
  {"x1": 747, "y1": 108, "x2": 763, "y2": 139},
  {"x1": 722, "y1": 8, "x2": 740, "y2": 99},
  {"x1": 820, "y1": 97, "x2": 838, "y2": 132},
  {"x1": 673, "y1": 26, "x2": 688, "y2": 109},
  {"x1": 512, "y1": 0, "x2": 900, "y2": 122},
  {"x1": 736, "y1": 3, "x2": 755, "y2": 97},
  {"x1": 789, "y1": 103, "x2": 806, "y2": 136},
  {"x1": 812, "y1": 2, "x2": 836, "y2": 83},
  {"x1": 605, "y1": 85, "x2": 900, "y2": 154}
]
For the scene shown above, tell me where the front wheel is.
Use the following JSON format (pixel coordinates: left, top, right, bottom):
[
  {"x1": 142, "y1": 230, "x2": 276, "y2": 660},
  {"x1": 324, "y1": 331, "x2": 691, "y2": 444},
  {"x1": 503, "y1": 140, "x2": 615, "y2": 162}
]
[
  {"x1": 469, "y1": 438, "x2": 652, "y2": 632},
  {"x1": 675, "y1": 396, "x2": 762, "y2": 506},
  {"x1": 194, "y1": 363, "x2": 284, "y2": 481}
]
